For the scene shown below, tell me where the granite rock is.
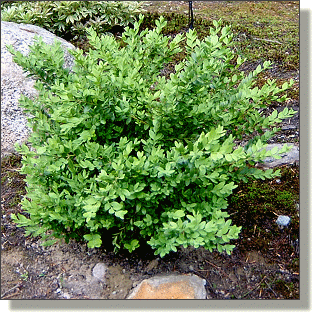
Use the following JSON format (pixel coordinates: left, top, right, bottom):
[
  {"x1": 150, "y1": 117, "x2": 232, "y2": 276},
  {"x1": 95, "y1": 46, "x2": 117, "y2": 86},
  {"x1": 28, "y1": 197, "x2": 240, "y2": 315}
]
[
  {"x1": 1, "y1": 21, "x2": 75, "y2": 157},
  {"x1": 126, "y1": 273, "x2": 207, "y2": 299}
]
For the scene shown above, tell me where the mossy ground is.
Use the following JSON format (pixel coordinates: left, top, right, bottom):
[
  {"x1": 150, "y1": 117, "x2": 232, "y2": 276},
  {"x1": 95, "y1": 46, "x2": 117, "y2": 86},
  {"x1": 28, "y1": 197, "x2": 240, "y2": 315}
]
[
  {"x1": 1, "y1": 154, "x2": 26, "y2": 211},
  {"x1": 140, "y1": 1, "x2": 299, "y2": 70},
  {"x1": 73, "y1": 1, "x2": 299, "y2": 101}
]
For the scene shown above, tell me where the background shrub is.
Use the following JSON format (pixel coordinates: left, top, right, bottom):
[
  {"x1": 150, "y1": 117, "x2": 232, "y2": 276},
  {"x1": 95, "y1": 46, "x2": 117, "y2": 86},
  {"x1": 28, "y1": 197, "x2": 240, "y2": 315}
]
[
  {"x1": 8, "y1": 16, "x2": 296, "y2": 257},
  {"x1": 1, "y1": 1, "x2": 142, "y2": 41}
]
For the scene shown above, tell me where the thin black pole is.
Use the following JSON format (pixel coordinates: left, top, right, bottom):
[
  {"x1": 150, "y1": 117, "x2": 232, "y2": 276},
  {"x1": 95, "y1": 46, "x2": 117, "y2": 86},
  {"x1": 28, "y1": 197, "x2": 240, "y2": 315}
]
[{"x1": 188, "y1": 1, "x2": 194, "y2": 30}]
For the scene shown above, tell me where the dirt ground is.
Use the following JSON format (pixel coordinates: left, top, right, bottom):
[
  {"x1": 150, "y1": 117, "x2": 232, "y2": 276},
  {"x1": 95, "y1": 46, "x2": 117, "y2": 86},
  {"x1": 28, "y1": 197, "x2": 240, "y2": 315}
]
[{"x1": 1, "y1": 1, "x2": 299, "y2": 300}]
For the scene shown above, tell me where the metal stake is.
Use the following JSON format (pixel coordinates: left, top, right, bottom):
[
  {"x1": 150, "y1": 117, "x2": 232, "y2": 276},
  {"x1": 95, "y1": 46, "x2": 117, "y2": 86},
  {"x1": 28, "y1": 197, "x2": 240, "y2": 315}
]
[{"x1": 189, "y1": 1, "x2": 194, "y2": 30}]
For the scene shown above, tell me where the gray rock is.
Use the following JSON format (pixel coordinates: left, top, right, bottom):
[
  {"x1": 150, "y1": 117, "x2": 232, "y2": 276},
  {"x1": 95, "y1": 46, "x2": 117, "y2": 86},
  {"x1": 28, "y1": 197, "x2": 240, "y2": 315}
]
[
  {"x1": 1, "y1": 21, "x2": 75, "y2": 157},
  {"x1": 281, "y1": 124, "x2": 298, "y2": 131},
  {"x1": 92, "y1": 262, "x2": 107, "y2": 283},
  {"x1": 276, "y1": 215, "x2": 291, "y2": 228},
  {"x1": 126, "y1": 274, "x2": 207, "y2": 299},
  {"x1": 62, "y1": 292, "x2": 71, "y2": 299},
  {"x1": 256, "y1": 143, "x2": 299, "y2": 169}
]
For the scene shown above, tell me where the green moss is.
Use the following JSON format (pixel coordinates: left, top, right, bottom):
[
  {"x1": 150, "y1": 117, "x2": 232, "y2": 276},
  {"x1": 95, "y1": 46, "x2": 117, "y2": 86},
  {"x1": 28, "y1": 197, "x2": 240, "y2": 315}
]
[
  {"x1": 1, "y1": 154, "x2": 24, "y2": 187},
  {"x1": 1, "y1": 154, "x2": 27, "y2": 209},
  {"x1": 142, "y1": 2, "x2": 298, "y2": 70},
  {"x1": 140, "y1": 12, "x2": 189, "y2": 33},
  {"x1": 1, "y1": 153, "x2": 23, "y2": 168},
  {"x1": 288, "y1": 257, "x2": 299, "y2": 273},
  {"x1": 70, "y1": 4, "x2": 300, "y2": 102},
  {"x1": 230, "y1": 166, "x2": 299, "y2": 218},
  {"x1": 227, "y1": 165, "x2": 299, "y2": 260},
  {"x1": 9, "y1": 195, "x2": 22, "y2": 207},
  {"x1": 137, "y1": 2, "x2": 299, "y2": 101},
  {"x1": 274, "y1": 279, "x2": 299, "y2": 299}
]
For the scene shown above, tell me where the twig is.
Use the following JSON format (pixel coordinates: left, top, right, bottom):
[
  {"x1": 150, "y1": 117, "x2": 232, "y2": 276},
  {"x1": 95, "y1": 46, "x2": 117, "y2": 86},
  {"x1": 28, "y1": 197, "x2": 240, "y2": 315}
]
[
  {"x1": 3, "y1": 168, "x2": 20, "y2": 172},
  {"x1": 264, "y1": 279, "x2": 279, "y2": 298},
  {"x1": 239, "y1": 275, "x2": 267, "y2": 299},
  {"x1": 252, "y1": 37, "x2": 283, "y2": 45},
  {"x1": 205, "y1": 260, "x2": 229, "y2": 278},
  {"x1": 1, "y1": 283, "x2": 22, "y2": 298},
  {"x1": 195, "y1": 269, "x2": 215, "y2": 272},
  {"x1": 2, "y1": 291, "x2": 21, "y2": 299}
]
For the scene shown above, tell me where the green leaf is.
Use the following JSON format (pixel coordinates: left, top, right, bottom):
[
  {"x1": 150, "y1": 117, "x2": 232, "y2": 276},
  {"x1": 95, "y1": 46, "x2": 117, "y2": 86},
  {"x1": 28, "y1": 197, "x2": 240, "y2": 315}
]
[
  {"x1": 84, "y1": 234, "x2": 102, "y2": 248},
  {"x1": 37, "y1": 146, "x2": 47, "y2": 154},
  {"x1": 205, "y1": 220, "x2": 215, "y2": 233},
  {"x1": 41, "y1": 239, "x2": 58, "y2": 246},
  {"x1": 124, "y1": 239, "x2": 140, "y2": 252},
  {"x1": 111, "y1": 202, "x2": 123, "y2": 211},
  {"x1": 172, "y1": 210, "x2": 185, "y2": 219},
  {"x1": 114, "y1": 210, "x2": 127, "y2": 219}
]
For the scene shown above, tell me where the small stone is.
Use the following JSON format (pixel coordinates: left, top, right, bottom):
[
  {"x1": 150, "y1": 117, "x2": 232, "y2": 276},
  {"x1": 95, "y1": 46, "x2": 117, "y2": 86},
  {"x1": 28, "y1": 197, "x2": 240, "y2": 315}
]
[
  {"x1": 92, "y1": 262, "x2": 107, "y2": 283},
  {"x1": 293, "y1": 239, "x2": 299, "y2": 254},
  {"x1": 126, "y1": 274, "x2": 207, "y2": 299},
  {"x1": 276, "y1": 215, "x2": 291, "y2": 228},
  {"x1": 145, "y1": 259, "x2": 159, "y2": 273},
  {"x1": 62, "y1": 292, "x2": 70, "y2": 299},
  {"x1": 256, "y1": 143, "x2": 299, "y2": 169},
  {"x1": 281, "y1": 125, "x2": 297, "y2": 130}
]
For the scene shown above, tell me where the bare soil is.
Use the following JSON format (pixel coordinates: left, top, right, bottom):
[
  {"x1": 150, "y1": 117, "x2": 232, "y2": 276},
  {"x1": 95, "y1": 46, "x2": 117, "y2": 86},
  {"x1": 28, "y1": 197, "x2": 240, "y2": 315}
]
[{"x1": 1, "y1": 1, "x2": 299, "y2": 300}]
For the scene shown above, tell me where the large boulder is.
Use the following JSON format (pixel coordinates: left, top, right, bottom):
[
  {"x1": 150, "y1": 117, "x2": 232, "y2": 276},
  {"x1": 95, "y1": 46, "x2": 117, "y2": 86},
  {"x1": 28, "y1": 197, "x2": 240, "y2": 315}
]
[{"x1": 1, "y1": 21, "x2": 75, "y2": 158}]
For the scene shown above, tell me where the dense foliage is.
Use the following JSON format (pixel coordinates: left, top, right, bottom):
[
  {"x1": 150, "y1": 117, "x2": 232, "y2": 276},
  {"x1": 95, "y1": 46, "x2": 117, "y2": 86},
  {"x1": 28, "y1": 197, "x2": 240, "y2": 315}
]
[
  {"x1": 1, "y1": 1, "x2": 142, "y2": 40},
  {"x1": 8, "y1": 16, "x2": 296, "y2": 257}
]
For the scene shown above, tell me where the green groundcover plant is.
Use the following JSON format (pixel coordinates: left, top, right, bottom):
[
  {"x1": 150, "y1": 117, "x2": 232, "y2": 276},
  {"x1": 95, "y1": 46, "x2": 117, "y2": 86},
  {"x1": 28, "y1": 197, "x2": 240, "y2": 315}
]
[
  {"x1": 9, "y1": 16, "x2": 296, "y2": 257},
  {"x1": 1, "y1": 1, "x2": 142, "y2": 40}
]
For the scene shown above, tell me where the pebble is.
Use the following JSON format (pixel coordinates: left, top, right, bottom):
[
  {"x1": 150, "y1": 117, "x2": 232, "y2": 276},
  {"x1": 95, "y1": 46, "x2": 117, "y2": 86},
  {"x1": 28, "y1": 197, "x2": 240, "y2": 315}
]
[
  {"x1": 293, "y1": 239, "x2": 299, "y2": 254},
  {"x1": 276, "y1": 215, "x2": 291, "y2": 228},
  {"x1": 281, "y1": 125, "x2": 298, "y2": 131},
  {"x1": 145, "y1": 259, "x2": 159, "y2": 273},
  {"x1": 62, "y1": 292, "x2": 70, "y2": 299},
  {"x1": 92, "y1": 262, "x2": 107, "y2": 283}
]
